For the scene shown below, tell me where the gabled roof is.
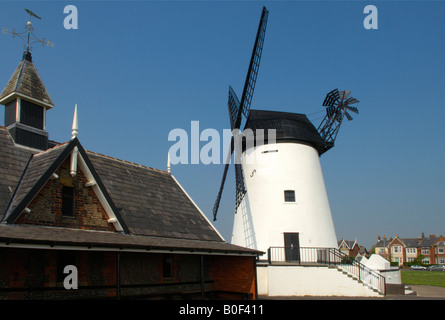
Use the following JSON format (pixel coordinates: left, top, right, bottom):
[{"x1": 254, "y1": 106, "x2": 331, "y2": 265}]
[
  {"x1": 388, "y1": 236, "x2": 405, "y2": 247},
  {"x1": 86, "y1": 150, "x2": 223, "y2": 241},
  {"x1": 2, "y1": 138, "x2": 129, "y2": 233},
  {"x1": 0, "y1": 128, "x2": 225, "y2": 244},
  {"x1": 1, "y1": 141, "x2": 67, "y2": 223},
  {"x1": 0, "y1": 53, "x2": 54, "y2": 108},
  {"x1": 338, "y1": 239, "x2": 357, "y2": 249}
]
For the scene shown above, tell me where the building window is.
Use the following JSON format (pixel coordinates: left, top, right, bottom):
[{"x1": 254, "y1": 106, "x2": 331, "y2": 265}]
[
  {"x1": 421, "y1": 248, "x2": 430, "y2": 255},
  {"x1": 392, "y1": 246, "x2": 401, "y2": 253},
  {"x1": 284, "y1": 190, "x2": 295, "y2": 202},
  {"x1": 20, "y1": 99, "x2": 44, "y2": 130},
  {"x1": 62, "y1": 186, "x2": 74, "y2": 217},
  {"x1": 162, "y1": 255, "x2": 172, "y2": 279}
]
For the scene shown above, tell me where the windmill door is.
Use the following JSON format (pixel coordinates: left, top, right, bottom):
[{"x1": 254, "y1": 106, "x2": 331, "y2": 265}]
[{"x1": 284, "y1": 233, "x2": 300, "y2": 262}]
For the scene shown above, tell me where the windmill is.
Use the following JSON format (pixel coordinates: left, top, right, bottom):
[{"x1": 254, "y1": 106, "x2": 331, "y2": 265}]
[
  {"x1": 212, "y1": 7, "x2": 361, "y2": 262},
  {"x1": 212, "y1": 6, "x2": 268, "y2": 221}
]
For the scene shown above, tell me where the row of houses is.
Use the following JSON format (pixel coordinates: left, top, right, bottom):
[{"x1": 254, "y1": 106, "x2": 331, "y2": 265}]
[
  {"x1": 338, "y1": 239, "x2": 367, "y2": 257},
  {"x1": 374, "y1": 234, "x2": 445, "y2": 266},
  {"x1": 338, "y1": 234, "x2": 445, "y2": 267}
]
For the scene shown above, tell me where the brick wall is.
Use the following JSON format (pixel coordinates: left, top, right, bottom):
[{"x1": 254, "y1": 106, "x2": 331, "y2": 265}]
[
  {"x1": 0, "y1": 248, "x2": 257, "y2": 300},
  {"x1": 119, "y1": 252, "x2": 211, "y2": 299},
  {"x1": 0, "y1": 247, "x2": 117, "y2": 299},
  {"x1": 16, "y1": 157, "x2": 115, "y2": 231},
  {"x1": 208, "y1": 256, "x2": 256, "y2": 299}
]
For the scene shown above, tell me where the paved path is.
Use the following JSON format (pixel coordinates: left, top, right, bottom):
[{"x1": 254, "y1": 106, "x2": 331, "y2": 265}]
[
  {"x1": 407, "y1": 285, "x2": 445, "y2": 299},
  {"x1": 260, "y1": 285, "x2": 445, "y2": 300}
]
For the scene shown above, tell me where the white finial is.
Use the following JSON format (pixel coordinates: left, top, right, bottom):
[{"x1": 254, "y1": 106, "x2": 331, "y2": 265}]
[
  {"x1": 71, "y1": 104, "x2": 78, "y2": 139},
  {"x1": 167, "y1": 152, "x2": 171, "y2": 173}
]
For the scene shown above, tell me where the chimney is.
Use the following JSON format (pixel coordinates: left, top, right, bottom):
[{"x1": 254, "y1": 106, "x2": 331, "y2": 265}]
[
  {"x1": 430, "y1": 234, "x2": 436, "y2": 239},
  {"x1": 378, "y1": 235, "x2": 381, "y2": 241}
]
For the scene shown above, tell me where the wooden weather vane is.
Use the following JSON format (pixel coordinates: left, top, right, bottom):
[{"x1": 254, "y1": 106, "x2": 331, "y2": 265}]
[{"x1": 1, "y1": 8, "x2": 54, "y2": 52}]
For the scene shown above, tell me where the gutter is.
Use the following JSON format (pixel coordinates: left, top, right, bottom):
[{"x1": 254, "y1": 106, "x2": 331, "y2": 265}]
[{"x1": 0, "y1": 237, "x2": 262, "y2": 257}]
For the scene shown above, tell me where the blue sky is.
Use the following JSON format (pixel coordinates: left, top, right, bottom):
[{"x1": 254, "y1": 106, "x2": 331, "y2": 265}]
[{"x1": 1, "y1": 1, "x2": 444, "y2": 250}]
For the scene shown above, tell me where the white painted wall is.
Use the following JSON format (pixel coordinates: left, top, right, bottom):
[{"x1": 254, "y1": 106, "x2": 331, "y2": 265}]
[
  {"x1": 231, "y1": 142, "x2": 338, "y2": 256},
  {"x1": 258, "y1": 265, "x2": 381, "y2": 297},
  {"x1": 364, "y1": 254, "x2": 401, "y2": 284}
]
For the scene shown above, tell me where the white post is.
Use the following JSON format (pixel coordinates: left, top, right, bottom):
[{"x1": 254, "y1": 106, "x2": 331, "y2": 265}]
[
  {"x1": 71, "y1": 104, "x2": 78, "y2": 140},
  {"x1": 70, "y1": 105, "x2": 78, "y2": 177}
]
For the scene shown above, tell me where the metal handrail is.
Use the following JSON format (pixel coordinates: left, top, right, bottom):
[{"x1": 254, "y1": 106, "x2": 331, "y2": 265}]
[{"x1": 266, "y1": 247, "x2": 386, "y2": 295}]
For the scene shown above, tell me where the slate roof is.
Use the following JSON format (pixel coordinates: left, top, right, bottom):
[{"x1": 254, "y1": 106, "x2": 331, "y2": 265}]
[
  {"x1": 338, "y1": 239, "x2": 356, "y2": 249},
  {"x1": 374, "y1": 238, "x2": 391, "y2": 248},
  {"x1": 375, "y1": 235, "x2": 442, "y2": 248},
  {"x1": 2, "y1": 141, "x2": 69, "y2": 223},
  {"x1": 86, "y1": 150, "x2": 222, "y2": 241},
  {"x1": 0, "y1": 224, "x2": 258, "y2": 255},
  {"x1": 0, "y1": 52, "x2": 54, "y2": 108},
  {"x1": 0, "y1": 127, "x2": 33, "y2": 218},
  {"x1": 0, "y1": 128, "x2": 256, "y2": 255}
]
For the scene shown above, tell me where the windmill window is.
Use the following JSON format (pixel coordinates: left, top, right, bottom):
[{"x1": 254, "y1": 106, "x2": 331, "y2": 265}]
[
  {"x1": 62, "y1": 186, "x2": 75, "y2": 217},
  {"x1": 284, "y1": 190, "x2": 295, "y2": 202}
]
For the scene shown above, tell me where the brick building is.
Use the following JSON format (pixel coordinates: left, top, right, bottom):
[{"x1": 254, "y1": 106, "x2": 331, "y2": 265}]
[
  {"x1": 374, "y1": 233, "x2": 445, "y2": 267},
  {"x1": 337, "y1": 239, "x2": 367, "y2": 257},
  {"x1": 0, "y1": 50, "x2": 261, "y2": 299}
]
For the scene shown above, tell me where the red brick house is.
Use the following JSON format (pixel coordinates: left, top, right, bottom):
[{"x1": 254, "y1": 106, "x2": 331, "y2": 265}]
[
  {"x1": 337, "y1": 238, "x2": 367, "y2": 257},
  {"x1": 0, "y1": 50, "x2": 261, "y2": 300},
  {"x1": 375, "y1": 233, "x2": 445, "y2": 267}
]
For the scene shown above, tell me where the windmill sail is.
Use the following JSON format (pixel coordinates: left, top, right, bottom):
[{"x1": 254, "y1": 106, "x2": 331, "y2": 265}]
[{"x1": 212, "y1": 6, "x2": 269, "y2": 221}]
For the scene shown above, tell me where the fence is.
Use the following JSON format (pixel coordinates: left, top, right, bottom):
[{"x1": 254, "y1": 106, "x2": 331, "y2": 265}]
[{"x1": 266, "y1": 247, "x2": 386, "y2": 294}]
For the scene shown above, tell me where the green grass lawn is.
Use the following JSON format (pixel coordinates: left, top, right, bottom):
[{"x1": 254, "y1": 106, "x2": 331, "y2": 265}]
[{"x1": 401, "y1": 270, "x2": 445, "y2": 288}]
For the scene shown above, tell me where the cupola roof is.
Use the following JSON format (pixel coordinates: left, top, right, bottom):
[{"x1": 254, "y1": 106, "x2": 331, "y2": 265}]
[{"x1": 0, "y1": 51, "x2": 54, "y2": 108}]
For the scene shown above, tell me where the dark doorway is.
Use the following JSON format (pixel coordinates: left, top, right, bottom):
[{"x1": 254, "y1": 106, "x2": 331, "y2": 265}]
[{"x1": 284, "y1": 233, "x2": 300, "y2": 262}]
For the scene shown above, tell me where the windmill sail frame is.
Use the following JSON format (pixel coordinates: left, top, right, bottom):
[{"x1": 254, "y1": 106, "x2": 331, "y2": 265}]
[{"x1": 212, "y1": 6, "x2": 269, "y2": 221}]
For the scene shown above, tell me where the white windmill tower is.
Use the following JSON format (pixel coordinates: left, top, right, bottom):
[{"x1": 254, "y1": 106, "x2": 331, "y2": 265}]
[{"x1": 212, "y1": 7, "x2": 360, "y2": 263}]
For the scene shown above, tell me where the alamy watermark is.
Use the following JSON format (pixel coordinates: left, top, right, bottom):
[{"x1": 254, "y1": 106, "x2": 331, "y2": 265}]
[
  {"x1": 63, "y1": 265, "x2": 78, "y2": 290},
  {"x1": 63, "y1": 5, "x2": 78, "y2": 30},
  {"x1": 168, "y1": 121, "x2": 276, "y2": 166},
  {"x1": 61, "y1": 4, "x2": 378, "y2": 31},
  {"x1": 363, "y1": 5, "x2": 378, "y2": 30}
]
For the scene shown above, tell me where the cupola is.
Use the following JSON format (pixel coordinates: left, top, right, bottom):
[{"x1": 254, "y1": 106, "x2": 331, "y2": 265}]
[{"x1": 0, "y1": 50, "x2": 54, "y2": 150}]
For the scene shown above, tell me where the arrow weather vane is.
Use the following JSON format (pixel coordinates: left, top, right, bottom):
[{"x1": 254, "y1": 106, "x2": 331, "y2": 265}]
[{"x1": 1, "y1": 8, "x2": 54, "y2": 52}]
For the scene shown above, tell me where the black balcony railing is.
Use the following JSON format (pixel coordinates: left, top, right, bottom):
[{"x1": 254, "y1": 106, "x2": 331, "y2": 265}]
[{"x1": 265, "y1": 247, "x2": 386, "y2": 295}]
